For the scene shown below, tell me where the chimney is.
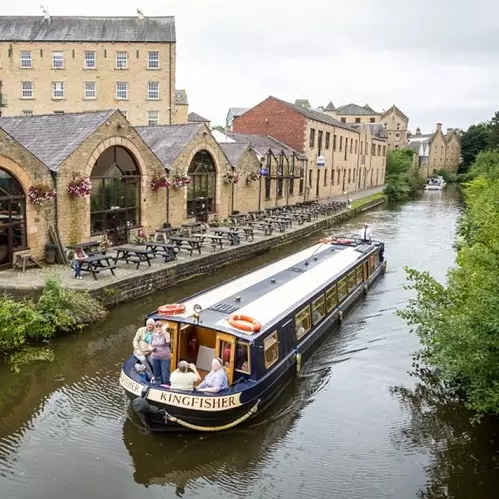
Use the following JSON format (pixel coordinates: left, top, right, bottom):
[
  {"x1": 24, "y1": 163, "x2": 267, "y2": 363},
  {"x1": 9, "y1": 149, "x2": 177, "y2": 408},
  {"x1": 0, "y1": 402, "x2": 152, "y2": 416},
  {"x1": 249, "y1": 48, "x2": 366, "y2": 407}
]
[
  {"x1": 447, "y1": 128, "x2": 453, "y2": 134},
  {"x1": 436, "y1": 123, "x2": 442, "y2": 132},
  {"x1": 415, "y1": 127, "x2": 421, "y2": 136}
]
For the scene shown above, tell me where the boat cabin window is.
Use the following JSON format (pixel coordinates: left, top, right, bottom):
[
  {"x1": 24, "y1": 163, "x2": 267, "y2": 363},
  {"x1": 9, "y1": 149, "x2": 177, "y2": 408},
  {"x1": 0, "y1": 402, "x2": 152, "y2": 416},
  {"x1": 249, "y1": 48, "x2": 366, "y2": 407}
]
[
  {"x1": 295, "y1": 305, "x2": 311, "y2": 339},
  {"x1": 235, "y1": 341, "x2": 251, "y2": 374},
  {"x1": 338, "y1": 278, "x2": 347, "y2": 302},
  {"x1": 356, "y1": 265, "x2": 364, "y2": 284},
  {"x1": 369, "y1": 254, "x2": 377, "y2": 272},
  {"x1": 347, "y1": 271, "x2": 356, "y2": 293},
  {"x1": 326, "y1": 285, "x2": 337, "y2": 312},
  {"x1": 312, "y1": 295, "x2": 325, "y2": 324},
  {"x1": 263, "y1": 331, "x2": 279, "y2": 369}
]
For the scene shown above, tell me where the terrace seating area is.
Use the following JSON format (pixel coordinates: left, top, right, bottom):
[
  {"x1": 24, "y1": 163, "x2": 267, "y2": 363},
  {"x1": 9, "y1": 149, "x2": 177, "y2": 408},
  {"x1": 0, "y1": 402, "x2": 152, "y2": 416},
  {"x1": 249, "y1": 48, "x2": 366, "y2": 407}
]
[{"x1": 59, "y1": 199, "x2": 348, "y2": 280}]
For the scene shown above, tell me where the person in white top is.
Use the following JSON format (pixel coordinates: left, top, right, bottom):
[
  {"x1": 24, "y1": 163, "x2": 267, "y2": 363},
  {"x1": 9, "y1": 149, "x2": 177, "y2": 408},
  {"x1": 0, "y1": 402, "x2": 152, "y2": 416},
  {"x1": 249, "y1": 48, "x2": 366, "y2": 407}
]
[
  {"x1": 170, "y1": 360, "x2": 201, "y2": 391},
  {"x1": 359, "y1": 223, "x2": 373, "y2": 243}
]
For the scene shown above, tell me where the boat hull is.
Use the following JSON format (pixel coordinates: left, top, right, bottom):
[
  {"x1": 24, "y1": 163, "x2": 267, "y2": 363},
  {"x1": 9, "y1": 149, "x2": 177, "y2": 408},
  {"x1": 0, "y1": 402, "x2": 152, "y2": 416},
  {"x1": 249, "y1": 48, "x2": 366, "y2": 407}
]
[{"x1": 122, "y1": 260, "x2": 387, "y2": 432}]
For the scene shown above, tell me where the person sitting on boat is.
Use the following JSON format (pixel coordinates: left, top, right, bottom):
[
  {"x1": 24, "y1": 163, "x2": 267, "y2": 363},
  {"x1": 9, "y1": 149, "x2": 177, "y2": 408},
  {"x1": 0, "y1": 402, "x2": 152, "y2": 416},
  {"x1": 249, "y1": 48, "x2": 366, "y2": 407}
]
[
  {"x1": 150, "y1": 321, "x2": 172, "y2": 386},
  {"x1": 359, "y1": 223, "x2": 372, "y2": 243},
  {"x1": 170, "y1": 361, "x2": 201, "y2": 391},
  {"x1": 196, "y1": 358, "x2": 229, "y2": 393},
  {"x1": 132, "y1": 318, "x2": 155, "y2": 378}
]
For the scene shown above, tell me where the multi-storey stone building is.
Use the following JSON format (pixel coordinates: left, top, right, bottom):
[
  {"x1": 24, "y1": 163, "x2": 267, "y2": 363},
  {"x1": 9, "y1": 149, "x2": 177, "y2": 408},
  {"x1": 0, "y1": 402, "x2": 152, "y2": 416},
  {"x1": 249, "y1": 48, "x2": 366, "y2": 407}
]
[
  {"x1": 232, "y1": 96, "x2": 387, "y2": 200},
  {"x1": 0, "y1": 14, "x2": 188, "y2": 125},
  {"x1": 408, "y1": 123, "x2": 461, "y2": 177}
]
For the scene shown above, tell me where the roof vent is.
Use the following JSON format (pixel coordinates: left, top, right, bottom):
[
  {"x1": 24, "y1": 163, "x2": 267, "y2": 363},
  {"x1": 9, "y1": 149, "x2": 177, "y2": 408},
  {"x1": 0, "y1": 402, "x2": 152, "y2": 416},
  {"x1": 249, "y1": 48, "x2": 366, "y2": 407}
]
[
  {"x1": 40, "y1": 5, "x2": 50, "y2": 21},
  {"x1": 208, "y1": 302, "x2": 239, "y2": 314}
]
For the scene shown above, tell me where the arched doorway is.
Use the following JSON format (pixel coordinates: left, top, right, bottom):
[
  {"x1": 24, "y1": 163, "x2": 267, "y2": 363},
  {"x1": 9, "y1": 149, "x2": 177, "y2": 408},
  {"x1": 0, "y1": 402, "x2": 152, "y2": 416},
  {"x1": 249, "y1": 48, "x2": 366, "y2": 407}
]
[
  {"x1": 187, "y1": 150, "x2": 216, "y2": 221},
  {"x1": 90, "y1": 146, "x2": 141, "y2": 244},
  {"x1": 0, "y1": 169, "x2": 27, "y2": 269}
]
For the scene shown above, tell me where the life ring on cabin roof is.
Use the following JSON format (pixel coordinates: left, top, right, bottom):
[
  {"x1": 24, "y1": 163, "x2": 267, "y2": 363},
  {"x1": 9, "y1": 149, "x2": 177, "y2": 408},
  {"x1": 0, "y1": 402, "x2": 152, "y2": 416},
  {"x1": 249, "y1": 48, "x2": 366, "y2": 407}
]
[
  {"x1": 227, "y1": 314, "x2": 261, "y2": 333},
  {"x1": 157, "y1": 303, "x2": 186, "y2": 315},
  {"x1": 336, "y1": 238, "x2": 352, "y2": 245}
]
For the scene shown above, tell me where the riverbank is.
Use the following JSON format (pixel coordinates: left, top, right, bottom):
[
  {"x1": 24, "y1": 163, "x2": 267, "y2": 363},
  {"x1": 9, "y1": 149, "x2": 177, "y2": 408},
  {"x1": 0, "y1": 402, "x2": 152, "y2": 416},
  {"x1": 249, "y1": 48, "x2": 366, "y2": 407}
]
[{"x1": 0, "y1": 187, "x2": 385, "y2": 307}]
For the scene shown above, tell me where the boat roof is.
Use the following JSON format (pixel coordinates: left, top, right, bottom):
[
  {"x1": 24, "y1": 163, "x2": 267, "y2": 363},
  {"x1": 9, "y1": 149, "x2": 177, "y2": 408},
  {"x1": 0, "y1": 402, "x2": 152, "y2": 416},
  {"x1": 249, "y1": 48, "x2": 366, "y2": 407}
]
[{"x1": 150, "y1": 241, "x2": 377, "y2": 339}]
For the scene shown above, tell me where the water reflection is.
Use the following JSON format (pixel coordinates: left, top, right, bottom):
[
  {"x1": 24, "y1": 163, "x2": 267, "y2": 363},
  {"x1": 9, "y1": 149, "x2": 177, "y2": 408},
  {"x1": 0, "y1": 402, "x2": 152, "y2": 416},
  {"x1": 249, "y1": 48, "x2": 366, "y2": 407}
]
[{"x1": 391, "y1": 373, "x2": 499, "y2": 498}]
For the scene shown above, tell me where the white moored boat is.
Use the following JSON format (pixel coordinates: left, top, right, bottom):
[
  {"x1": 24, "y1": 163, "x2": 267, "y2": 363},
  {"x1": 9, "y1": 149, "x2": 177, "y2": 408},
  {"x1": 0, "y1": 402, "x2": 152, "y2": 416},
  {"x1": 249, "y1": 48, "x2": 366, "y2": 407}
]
[{"x1": 424, "y1": 176, "x2": 446, "y2": 191}]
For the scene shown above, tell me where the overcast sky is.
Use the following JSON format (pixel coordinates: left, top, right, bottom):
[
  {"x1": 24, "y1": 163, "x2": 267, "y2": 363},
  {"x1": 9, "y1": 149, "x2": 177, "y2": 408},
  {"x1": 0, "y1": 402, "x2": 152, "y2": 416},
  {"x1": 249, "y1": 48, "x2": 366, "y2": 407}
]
[{"x1": 3, "y1": 0, "x2": 498, "y2": 131}]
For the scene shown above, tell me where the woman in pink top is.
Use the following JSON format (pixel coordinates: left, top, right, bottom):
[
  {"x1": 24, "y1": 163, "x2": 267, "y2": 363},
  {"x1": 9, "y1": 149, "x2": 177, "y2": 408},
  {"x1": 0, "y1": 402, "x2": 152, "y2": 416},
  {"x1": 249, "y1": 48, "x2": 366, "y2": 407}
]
[{"x1": 150, "y1": 321, "x2": 171, "y2": 385}]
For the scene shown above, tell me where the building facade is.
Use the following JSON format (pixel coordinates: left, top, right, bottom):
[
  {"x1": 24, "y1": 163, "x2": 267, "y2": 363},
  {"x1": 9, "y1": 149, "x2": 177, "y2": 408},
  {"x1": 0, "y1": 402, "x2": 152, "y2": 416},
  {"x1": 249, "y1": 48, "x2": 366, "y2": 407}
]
[
  {"x1": 324, "y1": 103, "x2": 381, "y2": 125},
  {"x1": 380, "y1": 105, "x2": 409, "y2": 151},
  {"x1": 232, "y1": 96, "x2": 386, "y2": 200},
  {"x1": 0, "y1": 15, "x2": 178, "y2": 126}
]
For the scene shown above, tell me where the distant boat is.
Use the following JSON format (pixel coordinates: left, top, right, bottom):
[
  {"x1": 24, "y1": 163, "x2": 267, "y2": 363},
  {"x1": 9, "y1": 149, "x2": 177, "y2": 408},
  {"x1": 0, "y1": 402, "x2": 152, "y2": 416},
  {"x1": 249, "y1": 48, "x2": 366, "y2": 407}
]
[
  {"x1": 120, "y1": 237, "x2": 387, "y2": 432},
  {"x1": 424, "y1": 175, "x2": 446, "y2": 191}
]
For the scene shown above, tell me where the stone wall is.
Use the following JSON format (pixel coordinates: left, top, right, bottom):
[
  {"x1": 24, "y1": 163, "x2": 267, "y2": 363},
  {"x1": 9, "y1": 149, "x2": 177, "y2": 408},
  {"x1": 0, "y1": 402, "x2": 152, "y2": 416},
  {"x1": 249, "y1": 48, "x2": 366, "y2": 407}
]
[{"x1": 0, "y1": 40, "x2": 176, "y2": 126}]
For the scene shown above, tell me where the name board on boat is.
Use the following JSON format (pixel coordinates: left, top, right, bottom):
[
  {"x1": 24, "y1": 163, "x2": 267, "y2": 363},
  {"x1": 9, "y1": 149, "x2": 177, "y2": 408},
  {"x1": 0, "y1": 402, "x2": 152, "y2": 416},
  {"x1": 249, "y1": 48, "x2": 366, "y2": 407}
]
[
  {"x1": 147, "y1": 389, "x2": 242, "y2": 412},
  {"x1": 119, "y1": 371, "x2": 144, "y2": 397}
]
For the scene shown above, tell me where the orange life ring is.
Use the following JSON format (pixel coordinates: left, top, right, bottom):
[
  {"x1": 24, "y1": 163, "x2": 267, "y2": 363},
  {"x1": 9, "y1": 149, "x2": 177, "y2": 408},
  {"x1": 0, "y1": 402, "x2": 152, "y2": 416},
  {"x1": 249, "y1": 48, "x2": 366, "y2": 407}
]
[
  {"x1": 157, "y1": 303, "x2": 186, "y2": 315},
  {"x1": 227, "y1": 314, "x2": 261, "y2": 333},
  {"x1": 336, "y1": 238, "x2": 351, "y2": 245}
]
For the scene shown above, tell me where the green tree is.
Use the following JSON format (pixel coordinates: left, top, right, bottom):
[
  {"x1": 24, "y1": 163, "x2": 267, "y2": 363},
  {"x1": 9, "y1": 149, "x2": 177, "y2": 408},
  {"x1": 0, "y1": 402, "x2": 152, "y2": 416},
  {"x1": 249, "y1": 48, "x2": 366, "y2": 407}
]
[
  {"x1": 488, "y1": 111, "x2": 499, "y2": 149},
  {"x1": 459, "y1": 123, "x2": 490, "y2": 173},
  {"x1": 383, "y1": 148, "x2": 424, "y2": 202}
]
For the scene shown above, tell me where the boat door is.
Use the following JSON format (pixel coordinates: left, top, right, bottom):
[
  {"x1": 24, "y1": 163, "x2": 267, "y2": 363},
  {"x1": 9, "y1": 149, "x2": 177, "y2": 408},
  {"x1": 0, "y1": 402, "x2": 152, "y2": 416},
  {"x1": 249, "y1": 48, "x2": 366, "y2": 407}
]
[{"x1": 215, "y1": 332, "x2": 236, "y2": 384}]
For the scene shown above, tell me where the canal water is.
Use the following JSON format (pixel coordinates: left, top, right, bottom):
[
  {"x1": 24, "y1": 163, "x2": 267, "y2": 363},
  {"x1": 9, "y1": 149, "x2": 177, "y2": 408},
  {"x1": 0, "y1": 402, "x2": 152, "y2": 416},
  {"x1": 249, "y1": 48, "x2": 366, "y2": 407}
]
[{"x1": 0, "y1": 188, "x2": 498, "y2": 499}]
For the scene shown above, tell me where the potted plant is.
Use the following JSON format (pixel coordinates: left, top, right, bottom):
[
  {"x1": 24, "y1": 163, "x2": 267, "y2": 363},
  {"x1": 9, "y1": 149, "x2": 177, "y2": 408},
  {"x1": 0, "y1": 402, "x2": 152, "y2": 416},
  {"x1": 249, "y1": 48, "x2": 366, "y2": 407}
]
[
  {"x1": 170, "y1": 167, "x2": 191, "y2": 189},
  {"x1": 245, "y1": 171, "x2": 260, "y2": 185},
  {"x1": 28, "y1": 182, "x2": 57, "y2": 205},
  {"x1": 222, "y1": 171, "x2": 240, "y2": 185},
  {"x1": 150, "y1": 170, "x2": 171, "y2": 191},
  {"x1": 67, "y1": 172, "x2": 92, "y2": 197}
]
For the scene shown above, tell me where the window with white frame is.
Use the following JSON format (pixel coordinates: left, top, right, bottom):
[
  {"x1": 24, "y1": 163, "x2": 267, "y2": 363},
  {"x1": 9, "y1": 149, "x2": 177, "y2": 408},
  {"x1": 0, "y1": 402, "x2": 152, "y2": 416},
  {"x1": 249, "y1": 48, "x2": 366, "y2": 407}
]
[
  {"x1": 116, "y1": 81, "x2": 128, "y2": 99},
  {"x1": 52, "y1": 51, "x2": 64, "y2": 69},
  {"x1": 52, "y1": 81, "x2": 65, "y2": 99},
  {"x1": 116, "y1": 51, "x2": 128, "y2": 69},
  {"x1": 148, "y1": 111, "x2": 159, "y2": 125},
  {"x1": 148, "y1": 51, "x2": 159, "y2": 69},
  {"x1": 22, "y1": 110, "x2": 33, "y2": 116},
  {"x1": 147, "y1": 82, "x2": 159, "y2": 100},
  {"x1": 84, "y1": 82, "x2": 96, "y2": 99},
  {"x1": 21, "y1": 81, "x2": 33, "y2": 99},
  {"x1": 20, "y1": 51, "x2": 32, "y2": 68},
  {"x1": 84, "y1": 51, "x2": 96, "y2": 69}
]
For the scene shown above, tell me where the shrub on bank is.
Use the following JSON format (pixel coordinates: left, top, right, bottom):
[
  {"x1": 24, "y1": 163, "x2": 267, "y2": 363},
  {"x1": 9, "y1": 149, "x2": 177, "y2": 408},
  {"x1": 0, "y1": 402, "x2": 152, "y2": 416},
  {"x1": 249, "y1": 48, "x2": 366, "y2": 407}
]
[
  {"x1": 0, "y1": 278, "x2": 107, "y2": 353},
  {"x1": 383, "y1": 148, "x2": 425, "y2": 202}
]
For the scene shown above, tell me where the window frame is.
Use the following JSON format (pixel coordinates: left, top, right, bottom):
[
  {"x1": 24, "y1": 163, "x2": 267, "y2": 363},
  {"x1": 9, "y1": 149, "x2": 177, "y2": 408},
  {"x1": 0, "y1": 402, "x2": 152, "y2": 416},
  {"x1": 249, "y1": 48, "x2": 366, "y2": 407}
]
[
  {"x1": 84, "y1": 81, "x2": 97, "y2": 100},
  {"x1": 20, "y1": 50, "x2": 32, "y2": 68},
  {"x1": 295, "y1": 305, "x2": 311, "y2": 339},
  {"x1": 116, "y1": 51, "x2": 128, "y2": 69},
  {"x1": 147, "y1": 81, "x2": 159, "y2": 100},
  {"x1": 337, "y1": 278, "x2": 347, "y2": 302},
  {"x1": 312, "y1": 295, "x2": 325, "y2": 325},
  {"x1": 325, "y1": 285, "x2": 337, "y2": 312},
  {"x1": 148, "y1": 110, "x2": 159, "y2": 125},
  {"x1": 356, "y1": 265, "x2": 364, "y2": 284},
  {"x1": 84, "y1": 51, "x2": 96, "y2": 69},
  {"x1": 21, "y1": 81, "x2": 33, "y2": 99},
  {"x1": 116, "y1": 81, "x2": 128, "y2": 100},
  {"x1": 52, "y1": 81, "x2": 65, "y2": 99},
  {"x1": 147, "y1": 51, "x2": 160, "y2": 69},
  {"x1": 347, "y1": 270, "x2": 357, "y2": 292},
  {"x1": 235, "y1": 341, "x2": 251, "y2": 374},
  {"x1": 52, "y1": 51, "x2": 64, "y2": 69},
  {"x1": 263, "y1": 331, "x2": 279, "y2": 369}
]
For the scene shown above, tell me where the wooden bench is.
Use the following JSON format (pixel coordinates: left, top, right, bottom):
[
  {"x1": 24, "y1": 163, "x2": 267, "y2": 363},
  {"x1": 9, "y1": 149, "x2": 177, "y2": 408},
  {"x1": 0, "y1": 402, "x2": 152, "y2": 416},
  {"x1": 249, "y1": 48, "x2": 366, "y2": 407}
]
[{"x1": 14, "y1": 253, "x2": 42, "y2": 273}]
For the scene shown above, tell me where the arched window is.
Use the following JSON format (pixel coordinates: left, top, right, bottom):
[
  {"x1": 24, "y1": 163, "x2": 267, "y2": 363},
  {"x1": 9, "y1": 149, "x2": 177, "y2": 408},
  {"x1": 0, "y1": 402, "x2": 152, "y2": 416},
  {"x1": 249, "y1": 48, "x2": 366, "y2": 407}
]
[
  {"x1": 187, "y1": 150, "x2": 216, "y2": 219},
  {"x1": 90, "y1": 146, "x2": 141, "y2": 243},
  {"x1": 0, "y1": 169, "x2": 27, "y2": 269}
]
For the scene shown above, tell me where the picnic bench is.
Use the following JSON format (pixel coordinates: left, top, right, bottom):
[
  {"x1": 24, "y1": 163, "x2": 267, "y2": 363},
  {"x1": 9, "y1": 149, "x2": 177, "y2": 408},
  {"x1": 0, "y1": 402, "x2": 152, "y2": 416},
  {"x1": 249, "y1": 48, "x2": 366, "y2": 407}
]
[
  {"x1": 66, "y1": 241, "x2": 103, "y2": 256},
  {"x1": 144, "y1": 242, "x2": 177, "y2": 262},
  {"x1": 168, "y1": 236, "x2": 203, "y2": 256},
  {"x1": 248, "y1": 221, "x2": 273, "y2": 236},
  {"x1": 194, "y1": 234, "x2": 225, "y2": 251},
  {"x1": 113, "y1": 245, "x2": 155, "y2": 269},
  {"x1": 212, "y1": 228, "x2": 241, "y2": 245},
  {"x1": 79, "y1": 254, "x2": 117, "y2": 280},
  {"x1": 153, "y1": 227, "x2": 179, "y2": 243},
  {"x1": 181, "y1": 221, "x2": 203, "y2": 237}
]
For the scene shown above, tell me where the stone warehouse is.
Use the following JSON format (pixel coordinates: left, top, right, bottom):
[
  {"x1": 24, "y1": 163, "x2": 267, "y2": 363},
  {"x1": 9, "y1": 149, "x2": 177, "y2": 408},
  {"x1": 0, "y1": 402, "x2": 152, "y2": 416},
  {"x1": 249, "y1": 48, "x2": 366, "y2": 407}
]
[{"x1": 0, "y1": 110, "x2": 309, "y2": 270}]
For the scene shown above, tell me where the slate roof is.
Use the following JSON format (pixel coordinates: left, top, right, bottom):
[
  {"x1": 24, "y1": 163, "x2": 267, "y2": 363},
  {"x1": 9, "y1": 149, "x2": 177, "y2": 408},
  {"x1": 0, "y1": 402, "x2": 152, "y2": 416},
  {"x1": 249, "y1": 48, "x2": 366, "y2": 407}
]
[
  {"x1": 136, "y1": 124, "x2": 203, "y2": 169},
  {"x1": 408, "y1": 141, "x2": 422, "y2": 154},
  {"x1": 350, "y1": 123, "x2": 387, "y2": 140},
  {"x1": 0, "y1": 16, "x2": 176, "y2": 42},
  {"x1": 270, "y1": 96, "x2": 355, "y2": 132},
  {"x1": 188, "y1": 112, "x2": 210, "y2": 123},
  {"x1": 325, "y1": 101, "x2": 336, "y2": 111},
  {"x1": 175, "y1": 90, "x2": 188, "y2": 106},
  {"x1": 219, "y1": 143, "x2": 250, "y2": 167},
  {"x1": 295, "y1": 99, "x2": 311, "y2": 110},
  {"x1": 225, "y1": 131, "x2": 307, "y2": 160},
  {"x1": 227, "y1": 108, "x2": 249, "y2": 119},
  {"x1": 0, "y1": 110, "x2": 115, "y2": 171},
  {"x1": 335, "y1": 103, "x2": 380, "y2": 115}
]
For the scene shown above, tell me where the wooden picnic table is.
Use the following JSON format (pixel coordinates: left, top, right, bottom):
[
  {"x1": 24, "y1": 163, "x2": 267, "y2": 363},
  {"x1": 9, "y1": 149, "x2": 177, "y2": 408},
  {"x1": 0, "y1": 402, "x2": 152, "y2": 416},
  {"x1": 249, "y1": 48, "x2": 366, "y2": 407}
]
[
  {"x1": 248, "y1": 221, "x2": 273, "y2": 236},
  {"x1": 79, "y1": 254, "x2": 117, "y2": 280},
  {"x1": 113, "y1": 245, "x2": 155, "y2": 269},
  {"x1": 66, "y1": 241, "x2": 103, "y2": 255},
  {"x1": 193, "y1": 233, "x2": 225, "y2": 251},
  {"x1": 153, "y1": 227, "x2": 179, "y2": 243},
  {"x1": 144, "y1": 242, "x2": 177, "y2": 262},
  {"x1": 228, "y1": 213, "x2": 247, "y2": 225},
  {"x1": 168, "y1": 236, "x2": 203, "y2": 256},
  {"x1": 212, "y1": 228, "x2": 241, "y2": 245},
  {"x1": 181, "y1": 221, "x2": 202, "y2": 236}
]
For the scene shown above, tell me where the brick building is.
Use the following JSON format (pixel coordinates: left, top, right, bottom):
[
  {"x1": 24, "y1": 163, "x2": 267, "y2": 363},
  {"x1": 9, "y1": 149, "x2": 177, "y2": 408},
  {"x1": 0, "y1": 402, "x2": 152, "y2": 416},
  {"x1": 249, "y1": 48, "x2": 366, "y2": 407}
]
[
  {"x1": 0, "y1": 14, "x2": 188, "y2": 126},
  {"x1": 233, "y1": 96, "x2": 386, "y2": 199}
]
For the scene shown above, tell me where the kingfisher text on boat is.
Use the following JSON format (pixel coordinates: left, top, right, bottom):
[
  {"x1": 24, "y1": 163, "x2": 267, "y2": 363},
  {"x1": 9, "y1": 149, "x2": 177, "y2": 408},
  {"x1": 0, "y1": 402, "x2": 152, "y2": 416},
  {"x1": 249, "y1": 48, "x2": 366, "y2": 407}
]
[{"x1": 120, "y1": 236, "x2": 387, "y2": 432}]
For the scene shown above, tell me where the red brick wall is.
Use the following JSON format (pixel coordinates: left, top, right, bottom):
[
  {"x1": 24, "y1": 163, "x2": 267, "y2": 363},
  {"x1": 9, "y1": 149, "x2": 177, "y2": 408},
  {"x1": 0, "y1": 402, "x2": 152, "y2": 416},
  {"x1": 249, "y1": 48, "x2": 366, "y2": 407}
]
[{"x1": 233, "y1": 97, "x2": 306, "y2": 153}]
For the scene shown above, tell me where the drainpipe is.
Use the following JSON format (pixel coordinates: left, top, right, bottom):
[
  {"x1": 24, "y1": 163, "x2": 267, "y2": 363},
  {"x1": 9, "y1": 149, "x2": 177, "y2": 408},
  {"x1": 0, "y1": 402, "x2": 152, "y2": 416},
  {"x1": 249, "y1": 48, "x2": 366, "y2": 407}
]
[
  {"x1": 169, "y1": 45, "x2": 173, "y2": 124},
  {"x1": 50, "y1": 170, "x2": 58, "y2": 235},
  {"x1": 166, "y1": 169, "x2": 170, "y2": 224},
  {"x1": 231, "y1": 166, "x2": 235, "y2": 214}
]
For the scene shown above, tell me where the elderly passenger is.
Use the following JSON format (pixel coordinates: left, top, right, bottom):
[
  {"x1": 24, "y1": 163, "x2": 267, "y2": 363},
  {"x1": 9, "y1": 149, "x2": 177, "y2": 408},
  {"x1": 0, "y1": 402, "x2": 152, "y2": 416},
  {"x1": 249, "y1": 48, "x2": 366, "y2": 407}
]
[
  {"x1": 170, "y1": 361, "x2": 201, "y2": 391},
  {"x1": 132, "y1": 318, "x2": 155, "y2": 377},
  {"x1": 150, "y1": 321, "x2": 172, "y2": 385},
  {"x1": 196, "y1": 358, "x2": 229, "y2": 393}
]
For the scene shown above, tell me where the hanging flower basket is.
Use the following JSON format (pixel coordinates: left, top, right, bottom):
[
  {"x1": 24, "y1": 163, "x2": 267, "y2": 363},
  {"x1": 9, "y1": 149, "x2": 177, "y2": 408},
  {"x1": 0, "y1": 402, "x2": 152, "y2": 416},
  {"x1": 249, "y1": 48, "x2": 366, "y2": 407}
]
[
  {"x1": 28, "y1": 182, "x2": 57, "y2": 205},
  {"x1": 260, "y1": 168, "x2": 269, "y2": 176},
  {"x1": 170, "y1": 168, "x2": 191, "y2": 189},
  {"x1": 150, "y1": 170, "x2": 171, "y2": 191},
  {"x1": 67, "y1": 172, "x2": 92, "y2": 197},
  {"x1": 222, "y1": 171, "x2": 240, "y2": 185},
  {"x1": 245, "y1": 171, "x2": 260, "y2": 185}
]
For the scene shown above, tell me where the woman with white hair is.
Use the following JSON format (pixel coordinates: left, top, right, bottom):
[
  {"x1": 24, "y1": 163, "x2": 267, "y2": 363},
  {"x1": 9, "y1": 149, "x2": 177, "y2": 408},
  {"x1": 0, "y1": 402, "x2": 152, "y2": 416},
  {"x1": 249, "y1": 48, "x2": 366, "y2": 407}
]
[
  {"x1": 170, "y1": 361, "x2": 201, "y2": 391},
  {"x1": 196, "y1": 357, "x2": 229, "y2": 393}
]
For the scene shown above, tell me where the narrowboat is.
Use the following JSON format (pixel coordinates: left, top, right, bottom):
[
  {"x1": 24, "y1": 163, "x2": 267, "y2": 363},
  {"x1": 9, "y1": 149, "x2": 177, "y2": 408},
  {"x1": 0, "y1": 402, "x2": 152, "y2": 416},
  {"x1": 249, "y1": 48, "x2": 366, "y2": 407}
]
[
  {"x1": 120, "y1": 236, "x2": 387, "y2": 432},
  {"x1": 424, "y1": 175, "x2": 446, "y2": 190}
]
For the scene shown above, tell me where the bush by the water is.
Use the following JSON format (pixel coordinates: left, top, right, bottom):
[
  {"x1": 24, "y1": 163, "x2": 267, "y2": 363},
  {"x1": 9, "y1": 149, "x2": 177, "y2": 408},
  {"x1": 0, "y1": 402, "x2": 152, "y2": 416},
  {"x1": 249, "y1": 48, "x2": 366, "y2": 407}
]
[
  {"x1": 383, "y1": 148, "x2": 425, "y2": 202},
  {"x1": 0, "y1": 278, "x2": 107, "y2": 352},
  {"x1": 399, "y1": 149, "x2": 499, "y2": 416}
]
